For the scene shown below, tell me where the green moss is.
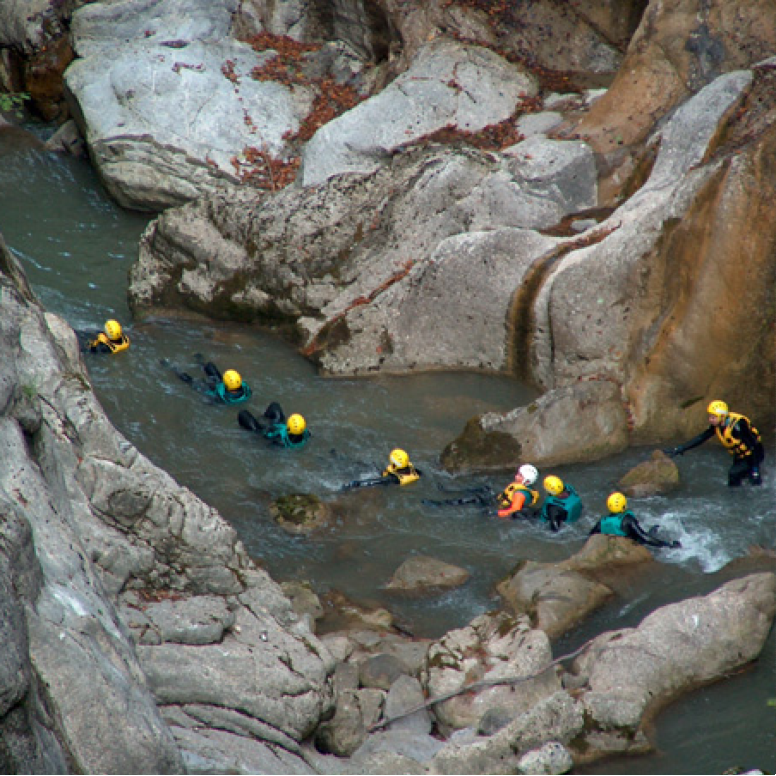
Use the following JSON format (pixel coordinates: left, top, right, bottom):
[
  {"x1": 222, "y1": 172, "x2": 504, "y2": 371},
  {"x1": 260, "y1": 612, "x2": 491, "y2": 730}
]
[{"x1": 271, "y1": 493, "x2": 323, "y2": 526}]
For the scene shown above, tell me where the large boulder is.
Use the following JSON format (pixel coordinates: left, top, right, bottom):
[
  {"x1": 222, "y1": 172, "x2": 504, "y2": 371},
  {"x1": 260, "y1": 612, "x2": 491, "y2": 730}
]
[
  {"x1": 496, "y1": 535, "x2": 655, "y2": 639},
  {"x1": 568, "y1": 573, "x2": 776, "y2": 763},
  {"x1": 128, "y1": 137, "x2": 591, "y2": 377},
  {"x1": 441, "y1": 379, "x2": 629, "y2": 472},
  {"x1": 419, "y1": 612, "x2": 561, "y2": 734},
  {"x1": 63, "y1": 0, "x2": 318, "y2": 210}
]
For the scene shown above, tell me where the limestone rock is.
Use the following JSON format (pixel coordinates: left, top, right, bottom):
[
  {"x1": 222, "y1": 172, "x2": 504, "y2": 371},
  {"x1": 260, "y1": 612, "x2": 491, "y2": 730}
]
[{"x1": 386, "y1": 555, "x2": 471, "y2": 595}]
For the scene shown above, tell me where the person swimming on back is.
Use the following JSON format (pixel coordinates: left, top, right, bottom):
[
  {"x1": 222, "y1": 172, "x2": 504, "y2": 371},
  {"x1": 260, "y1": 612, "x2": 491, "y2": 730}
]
[
  {"x1": 341, "y1": 448, "x2": 421, "y2": 490},
  {"x1": 239, "y1": 403, "x2": 310, "y2": 449},
  {"x1": 168, "y1": 359, "x2": 252, "y2": 405}
]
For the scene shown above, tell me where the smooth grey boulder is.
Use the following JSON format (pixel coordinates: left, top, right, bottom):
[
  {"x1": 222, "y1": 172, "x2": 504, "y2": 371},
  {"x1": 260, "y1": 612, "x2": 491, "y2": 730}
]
[
  {"x1": 64, "y1": 0, "x2": 316, "y2": 210},
  {"x1": 301, "y1": 38, "x2": 538, "y2": 186}
]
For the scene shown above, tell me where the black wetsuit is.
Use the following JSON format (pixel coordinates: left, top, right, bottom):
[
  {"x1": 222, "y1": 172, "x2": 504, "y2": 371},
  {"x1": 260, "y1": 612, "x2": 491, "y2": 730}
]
[{"x1": 668, "y1": 418, "x2": 764, "y2": 486}]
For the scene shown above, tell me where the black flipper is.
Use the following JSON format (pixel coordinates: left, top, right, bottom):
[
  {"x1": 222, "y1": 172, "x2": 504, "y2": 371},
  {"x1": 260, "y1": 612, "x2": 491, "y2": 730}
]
[
  {"x1": 238, "y1": 409, "x2": 265, "y2": 434},
  {"x1": 341, "y1": 476, "x2": 391, "y2": 491},
  {"x1": 204, "y1": 361, "x2": 222, "y2": 381}
]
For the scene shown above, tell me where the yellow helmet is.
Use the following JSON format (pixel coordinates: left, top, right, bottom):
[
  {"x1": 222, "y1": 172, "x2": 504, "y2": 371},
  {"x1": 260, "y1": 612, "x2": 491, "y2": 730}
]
[
  {"x1": 287, "y1": 413, "x2": 306, "y2": 435},
  {"x1": 223, "y1": 369, "x2": 242, "y2": 392},
  {"x1": 544, "y1": 475, "x2": 564, "y2": 496},
  {"x1": 390, "y1": 448, "x2": 409, "y2": 469},
  {"x1": 607, "y1": 492, "x2": 628, "y2": 514},
  {"x1": 707, "y1": 400, "x2": 728, "y2": 418},
  {"x1": 104, "y1": 319, "x2": 122, "y2": 340}
]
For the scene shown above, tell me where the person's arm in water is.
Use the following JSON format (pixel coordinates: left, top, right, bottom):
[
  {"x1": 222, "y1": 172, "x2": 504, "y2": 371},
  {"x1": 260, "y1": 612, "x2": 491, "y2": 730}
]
[
  {"x1": 622, "y1": 514, "x2": 678, "y2": 548},
  {"x1": 665, "y1": 426, "x2": 715, "y2": 457}
]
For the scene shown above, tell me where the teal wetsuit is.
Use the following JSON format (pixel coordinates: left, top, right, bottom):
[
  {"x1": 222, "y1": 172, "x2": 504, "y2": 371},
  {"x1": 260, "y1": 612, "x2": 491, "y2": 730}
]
[
  {"x1": 238, "y1": 406, "x2": 310, "y2": 450},
  {"x1": 264, "y1": 422, "x2": 310, "y2": 449},
  {"x1": 209, "y1": 380, "x2": 252, "y2": 406},
  {"x1": 539, "y1": 484, "x2": 582, "y2": 531},
  {"x1": 591, "y1": 510, "x2": 678, "y2": 548}
]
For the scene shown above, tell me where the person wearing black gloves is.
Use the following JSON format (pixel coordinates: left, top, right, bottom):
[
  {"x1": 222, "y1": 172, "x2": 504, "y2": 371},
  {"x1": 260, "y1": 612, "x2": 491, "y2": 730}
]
[
  {"x1": 590, "y1": 493, "x2": 680, "y2": 549},
  {"x1": 664, "y1": 400, "x2": 764, "y2": 487}
]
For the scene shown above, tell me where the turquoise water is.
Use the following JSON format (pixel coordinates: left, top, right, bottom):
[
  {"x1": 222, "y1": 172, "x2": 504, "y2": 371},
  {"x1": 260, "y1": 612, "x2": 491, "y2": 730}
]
[{"x1": 2, "y1": 127, "x2": 775, "y2": 774}]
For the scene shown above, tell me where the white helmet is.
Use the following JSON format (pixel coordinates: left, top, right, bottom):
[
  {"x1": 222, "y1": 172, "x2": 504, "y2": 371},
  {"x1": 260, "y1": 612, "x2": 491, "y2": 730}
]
[{"x1": 518, "y1": 464, "x2": 538, "y2": 486}]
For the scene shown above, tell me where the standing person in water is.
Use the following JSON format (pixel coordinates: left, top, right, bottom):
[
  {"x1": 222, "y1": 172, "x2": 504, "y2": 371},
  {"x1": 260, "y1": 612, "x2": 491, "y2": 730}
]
[
  {"x1": 496, "y1": 464, "x2": 540, "y2": 519},
  {"x1": 167, "y1": 359, "x2": 252, "y2": 405},
  {"x1": 590, "y1": 492, "x2": 680, "y2": 549},
  {"x1": 664, "y1": 400, "x2": 764, "y2": 487},
  {"x1": 239, "y1": 403, "x2": 310, "y2": 449},
  {"x1": 539, "y1": 475, "x2": 583, "y2": 531},
  {"x1": 81, "y1": 319, "x2": 130, "y2": 354}
]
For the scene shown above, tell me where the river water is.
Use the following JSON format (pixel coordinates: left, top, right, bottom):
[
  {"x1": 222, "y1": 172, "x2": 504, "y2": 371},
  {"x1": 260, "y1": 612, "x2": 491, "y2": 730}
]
[{"x1": 2, "y1": 127, "x2": 775, "y2": 774}]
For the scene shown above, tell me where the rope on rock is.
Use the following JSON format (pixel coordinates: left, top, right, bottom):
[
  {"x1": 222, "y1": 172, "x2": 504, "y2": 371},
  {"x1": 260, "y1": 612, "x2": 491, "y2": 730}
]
[{"x1": 368, "y1": 638, "x2": 595, "y2": 732}]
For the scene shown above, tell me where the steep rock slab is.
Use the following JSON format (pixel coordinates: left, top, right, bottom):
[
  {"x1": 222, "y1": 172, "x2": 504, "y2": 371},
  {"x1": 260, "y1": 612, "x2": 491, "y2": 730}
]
[
  {"x1": 0, "y1": 235, "x2": 334, "y2": 772},
  {"x1": 0, "y1": 283, "x2": 184, "y2": 773},
  {"x1": 441, "y1": 68, "x2": 764, "y2": 470},
  {"x1": 300, "y1": 37, "x2": 539, "y2": 186},
  {"x1": 567, "y1": 0, "x2": 776, "y2": 202}
]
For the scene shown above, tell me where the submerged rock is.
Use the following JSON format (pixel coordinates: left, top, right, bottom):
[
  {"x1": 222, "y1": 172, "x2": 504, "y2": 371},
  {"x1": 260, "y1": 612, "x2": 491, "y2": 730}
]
[
  {"x1": 386, "y1": 555, "x2": 471, "y2": 595},
  {"x1": 618, "y1": 449, "x2": 680, "y2": 497},
  {"x1": 270, "y1": 492, "x2": 332, "y2": 534}
]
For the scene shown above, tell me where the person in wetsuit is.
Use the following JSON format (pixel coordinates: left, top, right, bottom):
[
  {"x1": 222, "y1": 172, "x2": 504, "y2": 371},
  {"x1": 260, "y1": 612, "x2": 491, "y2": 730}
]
[
  {"x1": 382, "y1": 448, "x2": 421, "y2": 485},
  {"x1": 664, "y1": 400, "x2": 764, "y2": 487},
  {"x1": 539, "y1": 475, "x2": 583, "y2": 532},
  {"x1": 590, "y1": 492, "x2": 679, "y2": 549},
  {"x1": 496, "y1": 464, "x2": 540, "y2": 519},
  {"x1": 238, "y1": 403, "x2": 310, "y2": 449},
  {"x1": 81, "y1": 319, "x2": 130, "y2": 354},
  {"x1": 171, "y1": 360, "x2": 252, "y2": 405},
  {"x1": 341, "y1": 448, "x2": 421, "y2": 490}
]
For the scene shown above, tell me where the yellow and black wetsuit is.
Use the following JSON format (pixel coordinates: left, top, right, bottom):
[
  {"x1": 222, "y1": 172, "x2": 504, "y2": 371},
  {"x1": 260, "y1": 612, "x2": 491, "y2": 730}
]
[
  {"x1": 85, "y1": 332, "x2": 130, "y2": 354},
  {"x1": 671, "y1": 413, "x2": 764, "y2": 486},
  {"x1": 382, "y1": 462, "x2": 420, "y2": 486}
]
